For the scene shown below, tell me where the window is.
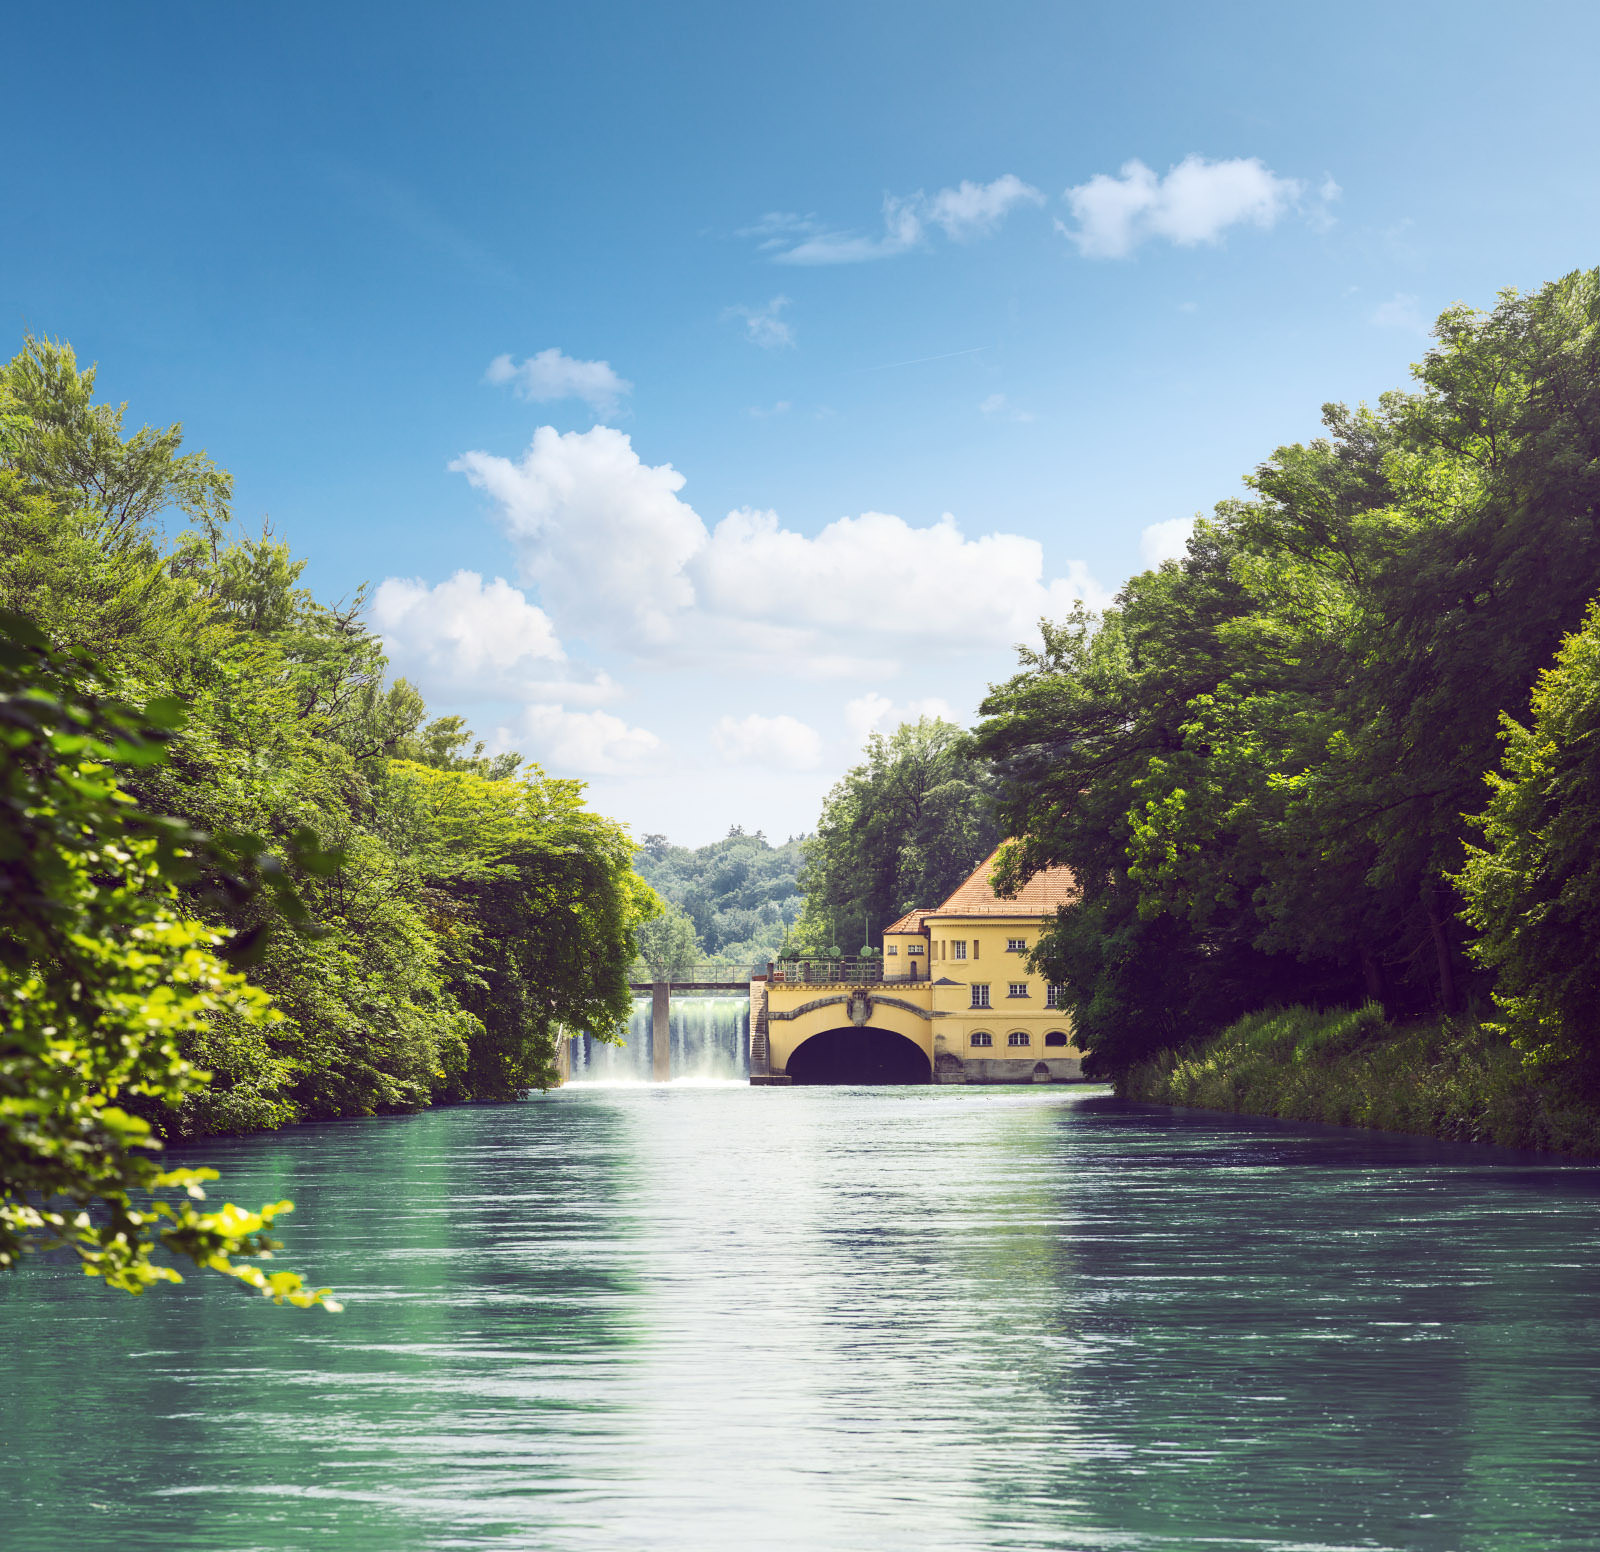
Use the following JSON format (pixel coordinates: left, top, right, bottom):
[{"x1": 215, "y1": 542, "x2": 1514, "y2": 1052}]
[
  {"x1": 1007, "y1": 938, "x2": 1027, "y2": 953},
  {"x1": 885, "y1": 944, "x2": 898, "y2": 955},
  {"x1": 951, "y1": 940, "x2": 967, "y2": 961},
  {"x1": 1008, "y1": 982, "x2": 1029, "y2": 999},
  {"x1": 969, "y1": 1031, "x2": 993, "y2": 1048},
  {"x1": 1044, "y1": 1032, "x2": 1069, "y2": 1048},
  {"x1": 907, "y1": 943, "x2": 924, "y2": 955},
  {"x1": 971, "y1": 984, "x2": 990, "y2": 1008},
  {"x1": 1045, "y1": 984, "x2": 1065, "y2": 1009},
  {"x1": 1007, "y1": 1031, "x2": 1031, "y2": 1047}
]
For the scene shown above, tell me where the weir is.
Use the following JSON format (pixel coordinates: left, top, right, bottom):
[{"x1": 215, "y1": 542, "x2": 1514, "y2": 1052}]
[{"x1": 567, "y1": 982, "x2": 751, "y2": 1082}]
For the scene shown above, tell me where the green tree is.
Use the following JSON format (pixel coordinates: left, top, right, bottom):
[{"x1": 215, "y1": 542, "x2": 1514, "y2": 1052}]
[
  {"x1": 0, "y1": 610, "x2": 336, "y2": 1305},
  {"x1": 634, "y1": 900, "x2": 701, "y2": 979},
  {"x1": 1457, "y1": 597, "x2": 1600, "y2": 1080},
  {"x1": 795, "y1": 718, "x2": 998, "y2": 953}
]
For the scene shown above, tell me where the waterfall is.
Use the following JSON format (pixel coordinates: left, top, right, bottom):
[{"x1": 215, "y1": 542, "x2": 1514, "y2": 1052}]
[{"x1": 568, "y1": 993, "x2": 749, "y2": 1082}]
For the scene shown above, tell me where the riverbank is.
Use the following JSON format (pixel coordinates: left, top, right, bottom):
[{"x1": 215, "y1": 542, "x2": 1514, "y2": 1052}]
[{"x1": 1121, "y1": 1003, "x2": 1600, "y2": 1157}]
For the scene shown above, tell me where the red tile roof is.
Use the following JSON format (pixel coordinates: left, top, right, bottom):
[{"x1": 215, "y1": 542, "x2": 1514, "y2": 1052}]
[
  {"x1": 883, "y1": 908, "x2": 936, "y2": 935},
  {"x1": 926, "y1": 844, "x2": 1078, "y2": 918}
]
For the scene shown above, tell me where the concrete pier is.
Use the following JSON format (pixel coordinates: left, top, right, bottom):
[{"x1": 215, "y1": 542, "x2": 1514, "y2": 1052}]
[{"x1": 652, "y1": 980, "x2": 671, "y2": 1082}]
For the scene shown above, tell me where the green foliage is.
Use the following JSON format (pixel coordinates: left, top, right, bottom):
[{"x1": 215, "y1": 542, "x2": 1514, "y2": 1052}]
[
  {"x1": 0, "y1": 610, "x2": 338, "y2": 1305},
  {"x1": 979, "y1": 269, "x2": 1600, "y2": 1077},
  {"x1": 1124, "y1": 1004, "x2": 1600, "y2": 1157},
  {"x1": 634, "y1": 900, "x2": 702, "y2": 979},
  {"x1": 0, "y1": 333, "x2": 654, "y2": 1176},
  {"x1": 794, "y1": 718, "x2": 997, "y2": 953},
  {"x1": 1457, "y1": 597, "x2": 1600, "y2": 1077},
  {"x1": 635, "y1": 827, "x2": 804, "y2": 968}
]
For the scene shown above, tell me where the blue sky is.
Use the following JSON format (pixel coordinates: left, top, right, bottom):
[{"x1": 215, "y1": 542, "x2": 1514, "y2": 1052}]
[{"x1": 7, "y1": 1, "x2": 1600, "y2": 843}]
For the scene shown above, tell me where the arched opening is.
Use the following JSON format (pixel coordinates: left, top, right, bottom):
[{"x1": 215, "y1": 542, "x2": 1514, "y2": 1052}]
[{"x1": 786, "y1": 1026, "x2": 932, "y2": 1085}]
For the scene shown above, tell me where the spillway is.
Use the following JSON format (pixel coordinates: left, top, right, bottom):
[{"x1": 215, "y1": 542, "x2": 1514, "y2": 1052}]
[{"x1": 568, "y1": 994, "x2": 748, "y2": 1082}]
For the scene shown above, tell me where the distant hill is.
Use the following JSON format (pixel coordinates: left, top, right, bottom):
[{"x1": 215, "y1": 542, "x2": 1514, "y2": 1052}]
[{"x1": 635, "y1": 828, "x2": 806, "y2": 968}]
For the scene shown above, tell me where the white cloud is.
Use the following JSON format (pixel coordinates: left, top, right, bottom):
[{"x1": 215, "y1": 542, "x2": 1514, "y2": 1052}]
[
  {"x1": 496, "y1": 703, "x2": 661, "y2": 775},
  {"x1": 762, "y1": 175, "x2": 1039, "y2": 264},
  {"x1": 725, "y1": 295, "x2": 794, "y2": 349},
  {"x1": 484, "y1": 348, "x2": 632, "y2": 414},
  {"x1": 451, "y1": 425, "x2": 1111, "y2": 675},
  {"x1": 450, "y1": 425, "x2": 704, "y2": 650},
  {"x1": 746, "y1": 400, "x2": 792, "y2": 419},
  {"x1": 926, "y1": 175, "x2": 1045, "y2": 239},
  {"x1": 844, "y1": 693, "x2": 956, "y2": 746},
  {"x1": 1060, "y1": 156, "x2": 1304, "y2": 259},
  {"x1": 1140, "y1": 517, "x2": 1195, "y2": 567},
  {"x1": 776, "y1": 193, "x2": 923, "y2": 265},
  {"x1": 711, "y1": 713, "x2": 823, "y2": 770},
  {"x1": 1371, "y1": 292, "x2": 1428, "y2": 332}
]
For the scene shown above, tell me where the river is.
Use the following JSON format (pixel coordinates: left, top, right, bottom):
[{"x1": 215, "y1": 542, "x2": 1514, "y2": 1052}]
[{"x1": 3, "y1": 1085, "x2": 1599, "y2": 1551}]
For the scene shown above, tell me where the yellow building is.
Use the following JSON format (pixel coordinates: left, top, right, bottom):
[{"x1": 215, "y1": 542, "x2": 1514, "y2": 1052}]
[{"x1": 753, "y1": 845, "x2": 1085, "y2": 1084}]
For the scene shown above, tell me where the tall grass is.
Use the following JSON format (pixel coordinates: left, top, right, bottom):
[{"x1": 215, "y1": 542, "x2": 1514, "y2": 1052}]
[{"x1": 1122, "y1": 1004, "x2": 1600, "y2": 1156}]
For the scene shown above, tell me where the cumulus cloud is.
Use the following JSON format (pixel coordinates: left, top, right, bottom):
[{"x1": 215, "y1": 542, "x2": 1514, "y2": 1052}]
[
  {"x1": 844, "y1": 693, "x2": 956, "y2": 746},
  {"x1": 711, "y1": 713, "x2": 823, "y2": 770},
  {"x1": 370, "y1": 571, "x2": 621, "y2": 705},
  {"x1": 484, "y1": 348, "x2": 632, "y2": 414},
  {"x1": 926, "y1": 175, "x2": 1045, "y2": 239},
  {"x1": 451, "y1": 425, "x2": 1111, "y2": 674},
  {"x1": 1060, "y1": 156, "x2": 1304, "y2": 259},
  {"x1": 762, "y1": 175, "x2": 1039, "y2": 264},
  {"x1": 450, "y1": 426, "x2": 705, "y2": 650},
  {"x1": 496, "y1": 703, "x2": 661, "y2": 775},
  {"x1": 725, "y1": 295, "x2": 795, "y2": 349},
  {"x1": 1140, "y1": 517, "x2": 1195, "y2": 568}
]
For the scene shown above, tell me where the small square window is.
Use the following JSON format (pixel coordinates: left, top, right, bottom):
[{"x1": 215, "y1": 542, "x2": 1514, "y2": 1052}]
[
  {"x1": 1007, "y1": 938, "x2": 1027, "y2": 953},
  {"x1": 1008, "y1": 982, "x2": 1029, "y2": 998},
  {"x1": 886, "y1": 944, "x2": 898, "y2": 954},
  {"x1": 951, "y1": 940, "x2": 967, "y2": 961},
  {"x1": 970, "y1": 1031, "x2": 993, "y2": 1048},
  {"x1": 1007, "y1": 1031, "x2": 1031, "y2": 1048},
  {"x1": 970, "y1": 984, "x2": 990, "y2": 1008}
]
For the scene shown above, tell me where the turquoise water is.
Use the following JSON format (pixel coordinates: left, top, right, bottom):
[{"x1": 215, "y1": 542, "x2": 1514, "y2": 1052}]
[{"x1": 3, "y1": 1086, "x2": 1599, "y2": 1551}]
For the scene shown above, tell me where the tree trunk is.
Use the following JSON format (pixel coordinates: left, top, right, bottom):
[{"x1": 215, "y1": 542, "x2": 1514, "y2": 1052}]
[{"x1": 1424, "y1": 887, "x2": 1459, "y2": 1015}]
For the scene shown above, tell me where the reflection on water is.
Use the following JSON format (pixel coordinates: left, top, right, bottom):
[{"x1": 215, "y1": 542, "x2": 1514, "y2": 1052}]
[{"x1": 3, "y1": 1088, "x2": 1599, "y2": 1551}]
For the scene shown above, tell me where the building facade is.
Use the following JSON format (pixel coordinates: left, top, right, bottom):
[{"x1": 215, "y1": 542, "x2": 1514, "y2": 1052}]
[{"x1": 754, "y1": 845, "x2": 1085, "y2": 1084}]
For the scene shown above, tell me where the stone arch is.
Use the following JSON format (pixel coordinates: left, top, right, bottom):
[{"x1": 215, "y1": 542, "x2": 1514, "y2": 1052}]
[{"x1": 786, "y1": 1025, "x2": 932, "y2": 1085}]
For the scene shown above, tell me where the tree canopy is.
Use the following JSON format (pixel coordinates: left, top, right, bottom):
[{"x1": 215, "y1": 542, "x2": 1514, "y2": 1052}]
[
  {"x1": 977, "y1": 269, "x2": 1600, "y2": 1078},
  {"x1": 1, "y1": 336, "x2": 656, "y2": 1296}
]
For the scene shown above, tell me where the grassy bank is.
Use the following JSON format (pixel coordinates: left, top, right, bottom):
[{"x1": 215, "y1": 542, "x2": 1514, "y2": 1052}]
[{"x1": 1121, "y1": 1004, "x2": 1600, "y2": 1157}]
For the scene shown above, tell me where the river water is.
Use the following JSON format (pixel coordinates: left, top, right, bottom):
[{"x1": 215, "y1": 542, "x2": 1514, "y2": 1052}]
[{"x1": 3, "y1": 1085, "x2": 1599, "y2": 1552}]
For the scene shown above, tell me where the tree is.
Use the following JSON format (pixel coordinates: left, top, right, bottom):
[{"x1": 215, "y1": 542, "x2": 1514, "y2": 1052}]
[
  {"x1": 1457, "y1": 597, "x2": 1600, "y2": 1081},
  {"x1": 0, "y1": 610, "x2": 337, "y2": 1305},
  {"x1": 634, "y1": 901, "x2": 701, "y2": 979},
  {"x1": 795, "y1": 718, "x2": 998, "y2": 953}
]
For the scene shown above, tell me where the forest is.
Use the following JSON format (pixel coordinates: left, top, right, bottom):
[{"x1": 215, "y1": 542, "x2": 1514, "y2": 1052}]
[
  {"x1": 0, "y1": 338, "x2": 656, "y2": 1293},
  {"x1": 972, "y1": 269, "x2": 1600, "y2": 1147}
]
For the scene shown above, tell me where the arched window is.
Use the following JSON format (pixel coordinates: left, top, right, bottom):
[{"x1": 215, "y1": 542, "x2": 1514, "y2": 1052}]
[
  {"x1": 1044, "y1": 1031, "x2": 1069, "y2": 1048},
  {"x1": 1007, "y1": 1031, "x2": 1031, "y2": 1047},
  {"x1": 969, "y1": 1031, "x2": 993, "y2": 1048}
]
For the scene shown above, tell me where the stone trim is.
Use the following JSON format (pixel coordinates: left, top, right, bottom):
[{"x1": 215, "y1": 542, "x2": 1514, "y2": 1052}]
[{"x1": 767, "y1": 992, "x2": 935, "y2": 1023}]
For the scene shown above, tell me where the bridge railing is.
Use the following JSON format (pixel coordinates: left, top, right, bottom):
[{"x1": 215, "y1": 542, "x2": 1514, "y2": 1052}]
[
  {"x1": 628, "y1": 962, "x2": 762, "y2": 984},
  {"x1": 768, "y1": 959, "x2": 924, "y2": 986}
]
